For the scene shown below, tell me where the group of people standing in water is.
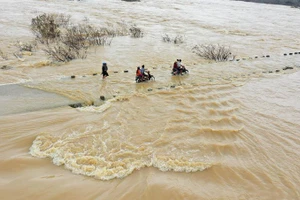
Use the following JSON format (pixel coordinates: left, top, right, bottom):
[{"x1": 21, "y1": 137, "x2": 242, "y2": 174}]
[{"x1": 101, "y1": 59, "x2": 187, "y2": 80}]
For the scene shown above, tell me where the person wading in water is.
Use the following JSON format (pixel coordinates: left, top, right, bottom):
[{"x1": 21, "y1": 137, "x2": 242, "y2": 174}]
[{"x1": 101, "y1": 62, "x2": 109, "y2": 79}]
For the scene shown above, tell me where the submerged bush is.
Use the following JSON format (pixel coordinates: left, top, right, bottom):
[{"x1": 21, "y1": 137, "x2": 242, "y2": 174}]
[
  {"x1": 162, "y1": 34, "x2": 184, "y2": 44},
  {"x1": 43, "y1": 42, "x2": 87, "y2": 62},
  {"x1": 42, "y1": 24, "x2": 114, "y2": 62},
  {"x1": 192, "y1": 44, "x2": 234, "y2": 62},
  {"x1": 31, "y1": 13, "x2": 69, "y2": 41},
  {"x1": 31, "y1": 13, "x2": 119, "y2": 62},
  {"x1": 69, "y1": 24, "x2": 113, "y2": 46},
  {"x1": 104, "y1": 21, "x2": 130, "y2": 36},
  {"x1": 31, "y1": 13, "x2": 144, "y2": 62},
  {"x1": 162, "y1": 34, "x2": 171, "y2": 42},
  {"x1": 15, "y1": 41, "x2": 37, "y2": 52},
  {"x1": 129, "y1": 25, "x2": 143, "y2": 38}
]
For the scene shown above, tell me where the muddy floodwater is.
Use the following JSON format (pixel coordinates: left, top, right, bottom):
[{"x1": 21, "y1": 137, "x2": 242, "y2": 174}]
[{"x1": 0, "y1": 0, "x2": 300, "y2": 199}]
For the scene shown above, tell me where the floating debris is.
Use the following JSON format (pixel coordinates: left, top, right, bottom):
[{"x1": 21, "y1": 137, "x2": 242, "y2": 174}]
[{"x1": 100, "y1": 96, "x2": 105, "y2": 101}]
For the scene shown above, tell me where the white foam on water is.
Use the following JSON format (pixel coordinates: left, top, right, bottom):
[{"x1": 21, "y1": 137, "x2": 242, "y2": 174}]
[
  {"x1": 77, "y1": 101, "x2": 112, "y2": 113},
  {"x1": 29, "y1": 126, "x2": 213, "y2": 181}
]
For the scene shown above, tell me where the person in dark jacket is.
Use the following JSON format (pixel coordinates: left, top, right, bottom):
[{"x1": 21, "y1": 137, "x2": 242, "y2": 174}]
[{"x1": 102, "y1": 62, "x2": 109, "y2": 79}]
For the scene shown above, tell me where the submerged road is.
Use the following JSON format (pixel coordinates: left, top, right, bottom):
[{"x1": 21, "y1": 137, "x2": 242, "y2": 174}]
[{"x1": 0, "y1": 84, "x2": 77, "y2": 116}]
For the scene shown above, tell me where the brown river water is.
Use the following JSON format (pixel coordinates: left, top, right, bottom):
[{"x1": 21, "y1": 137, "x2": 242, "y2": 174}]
[{"x1": 0, "y1": 0, "x2": 300, "y2": 199}]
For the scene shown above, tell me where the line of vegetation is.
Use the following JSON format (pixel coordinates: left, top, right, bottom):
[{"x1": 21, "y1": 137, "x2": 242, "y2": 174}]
[{"x1": 3, "y1": 13, "x2": 234, "y2": 64}]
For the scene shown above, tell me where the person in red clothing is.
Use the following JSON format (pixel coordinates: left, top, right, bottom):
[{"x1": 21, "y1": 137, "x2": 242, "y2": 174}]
[
  {"x1": 172, "y1": 59, "x2": 180, "y2": 75},
  {"x1": 136, "y1": 66, "x2": 142, "y2": 78},
  {"x1": 136, "y1": 66, "x2": 143, "y2": 82}
]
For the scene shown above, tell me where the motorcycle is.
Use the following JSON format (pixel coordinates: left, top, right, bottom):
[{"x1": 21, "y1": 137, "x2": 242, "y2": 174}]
[
  {"x1": 136, "y1": 71, "x2": 155, "y2": 83},
  {"x1": 172, "y1": 67, "x2": 189, "y2": 75}
]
